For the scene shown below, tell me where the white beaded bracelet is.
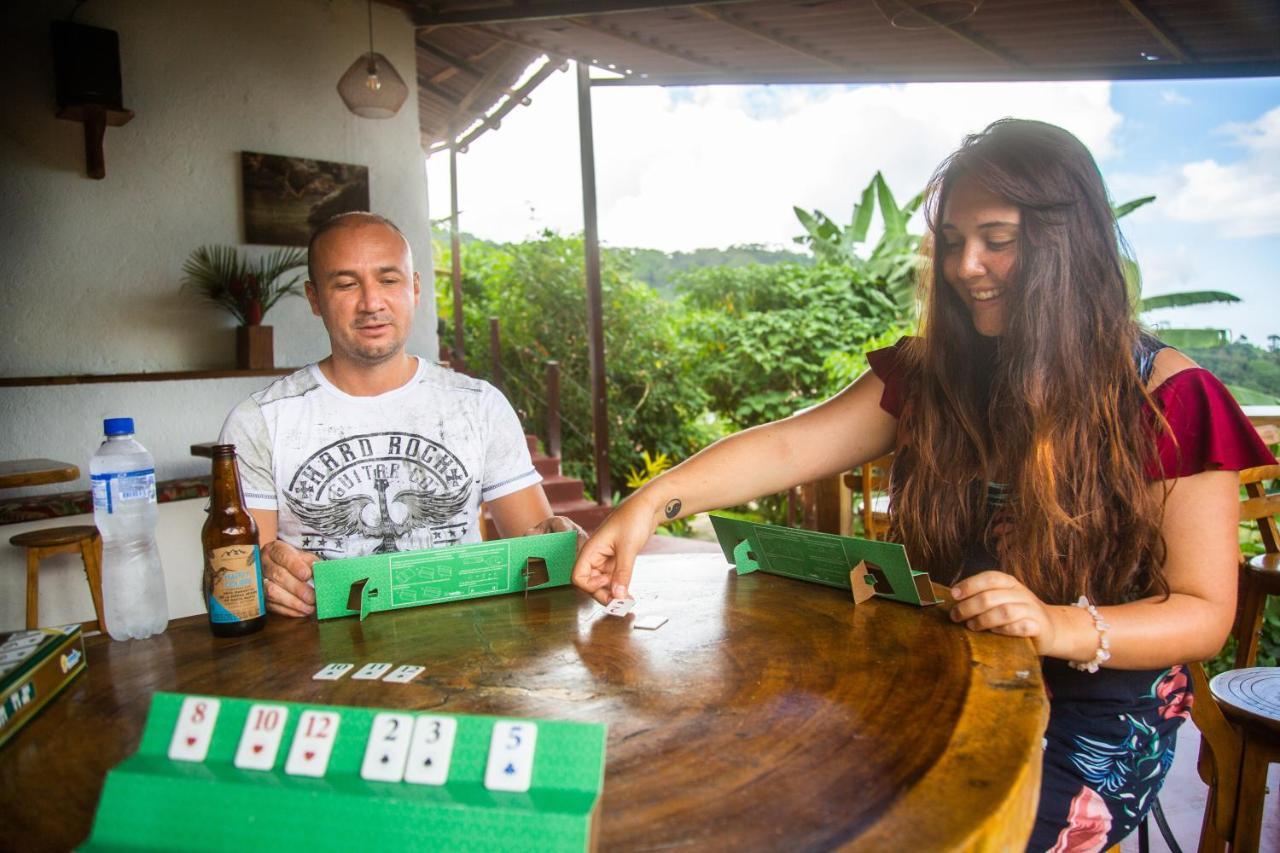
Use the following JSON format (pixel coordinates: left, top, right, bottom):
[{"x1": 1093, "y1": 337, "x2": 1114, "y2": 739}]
[{"x1": 1067, "y1": 595, "x2": 1112, "y2": 673}]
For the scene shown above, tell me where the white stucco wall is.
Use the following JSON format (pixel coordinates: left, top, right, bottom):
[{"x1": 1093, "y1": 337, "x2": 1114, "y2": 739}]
[
  {"x1": 0, "y1": 0, "x2": 436, "y2": 377},
  {"x1": 0, "y1": 0, "x2": 438, "y2": 631}
]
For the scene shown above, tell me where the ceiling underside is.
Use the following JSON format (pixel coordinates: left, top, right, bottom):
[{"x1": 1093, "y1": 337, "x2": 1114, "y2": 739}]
[{"x1": 406, "y1": 0, "x2": 1280, "y2": 150}]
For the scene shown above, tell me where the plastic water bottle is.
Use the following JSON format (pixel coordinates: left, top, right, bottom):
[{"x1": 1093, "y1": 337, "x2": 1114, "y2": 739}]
[{"x1": 91, "y1": 417, "x2": 169, "y2": 640}]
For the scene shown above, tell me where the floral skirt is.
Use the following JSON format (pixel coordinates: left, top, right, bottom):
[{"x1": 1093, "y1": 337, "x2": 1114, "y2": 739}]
[{"x1": 1027, "y1": 662, "x2": 1193, "y2": 853}]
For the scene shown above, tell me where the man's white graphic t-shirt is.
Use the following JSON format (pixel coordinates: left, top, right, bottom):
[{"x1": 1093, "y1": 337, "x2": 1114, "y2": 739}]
[{"x1": 218, "y1": 358, "x2": 540, "y2": 559}]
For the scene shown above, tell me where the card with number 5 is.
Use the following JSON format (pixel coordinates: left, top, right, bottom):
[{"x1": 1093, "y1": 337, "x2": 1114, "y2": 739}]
[
  {"x1": 484, "y1": 720, "x2": 538, "y2": 792},
  {"x1": 234, "y1": 704, "x2": 289, "y2": 771},
  {"x1": 168, "y1": 696, "x2": 221, "y2": 763},
  {"x1": 285, "y1": 710, "x2": 341, "y2": 777}
]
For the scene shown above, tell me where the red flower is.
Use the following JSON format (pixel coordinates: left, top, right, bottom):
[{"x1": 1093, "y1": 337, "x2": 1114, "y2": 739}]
[
  {"x1": 1049, "y1": 785, "x2": 1111, "y2": 852},
  {"x1": 1155, "y1": 665, "x2": 1194, "y2": 721}
]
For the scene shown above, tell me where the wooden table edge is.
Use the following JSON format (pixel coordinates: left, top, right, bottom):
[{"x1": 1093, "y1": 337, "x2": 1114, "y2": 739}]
[{"x1": 852, "y1": 588, "x2": 1048, "y2": 851}]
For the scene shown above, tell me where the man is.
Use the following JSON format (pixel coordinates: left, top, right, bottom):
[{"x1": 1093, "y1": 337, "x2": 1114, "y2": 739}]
[{"x1": 220, "y1": 212, "x2": 578, "y2": 617}]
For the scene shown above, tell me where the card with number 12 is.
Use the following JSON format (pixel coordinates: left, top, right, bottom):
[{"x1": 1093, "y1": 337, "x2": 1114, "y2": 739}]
[{"x1": 285, "y1": 710, "x2": 341, "y2": 777}]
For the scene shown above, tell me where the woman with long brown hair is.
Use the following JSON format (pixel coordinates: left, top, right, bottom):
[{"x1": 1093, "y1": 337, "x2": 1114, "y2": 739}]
[{"x1": 572, "y1": 118, "x2": 1276, "y2": 849}]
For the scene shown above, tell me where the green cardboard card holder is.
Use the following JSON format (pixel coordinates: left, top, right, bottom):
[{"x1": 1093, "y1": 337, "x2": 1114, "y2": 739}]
[
  {"x1": 312, "y1": 531, "x2": 579, "y2": 621},
  {"x1": 83, "y1": 692, "x2": 607, "y2": 852},
  {"x1": 709, "y1": 515, "x2": 938, "y2": 606}
]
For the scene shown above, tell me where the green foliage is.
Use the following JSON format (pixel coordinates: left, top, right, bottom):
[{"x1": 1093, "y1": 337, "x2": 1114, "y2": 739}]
[
  {"x1": 436, "y1": 232, "x2": 715, "y2": 498},
  {"x1": 181, "y1": 245, "x2": 307, "y2": 326},
  {"x1": 1140, "y1": 291, "x2": 1240, "y2": 312},
  {"x1": 622, "y1": 244, "x2": 811, "y2": 295},
  {"x1": 793, "y1": 172, "x2": 924, "y2": 317},
  {"x1": 1184, "y1": 340, "x2": 1280, "y2": 400},
  {"x1": 675, "y1": 262, "x2": 901, "y2": 429}
]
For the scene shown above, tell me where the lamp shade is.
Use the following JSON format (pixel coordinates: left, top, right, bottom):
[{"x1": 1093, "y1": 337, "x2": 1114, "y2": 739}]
[{"x1": 337, "y1": 52, "x2": 408, "y2": 119}]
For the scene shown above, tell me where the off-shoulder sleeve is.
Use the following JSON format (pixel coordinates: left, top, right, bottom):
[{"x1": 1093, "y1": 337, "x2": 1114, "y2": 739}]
[
  {"x1": 1147, "y1": 367, "x2": 1277, "y2": 480},
  {"x1": 865, "y1": 336, "x2": 911, "y2": 419}
]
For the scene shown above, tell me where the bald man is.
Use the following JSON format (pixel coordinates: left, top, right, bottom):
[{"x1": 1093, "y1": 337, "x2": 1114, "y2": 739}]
[{"x1": 219, "y1": 212, "x2": 578, "y2": 618}]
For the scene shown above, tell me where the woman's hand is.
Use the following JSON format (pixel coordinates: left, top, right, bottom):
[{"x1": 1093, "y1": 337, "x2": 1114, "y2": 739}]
[
  {"x1": 949, "y1": 570, "x2": 1077, "y2": 657},
  {"x1": 572, "y1": 491, "x2": 662, "y2": 605}
]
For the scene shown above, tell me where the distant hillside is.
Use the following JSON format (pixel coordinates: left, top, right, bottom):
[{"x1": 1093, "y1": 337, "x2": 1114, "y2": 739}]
[{"x1": 617, "y1": 244, "x2": 811, "y2": 295}]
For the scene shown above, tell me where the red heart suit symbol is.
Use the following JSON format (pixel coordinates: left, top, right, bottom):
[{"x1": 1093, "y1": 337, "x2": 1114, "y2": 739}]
[
  {"x1": 186, "y1": 736, "x2": 196, "y2": 746},
  {"x1": 252, "y1": 744, "x2": 263, "y2": 754},
  {"x1": 305, "y1": 750, "x2": 315, "y2": 761}
]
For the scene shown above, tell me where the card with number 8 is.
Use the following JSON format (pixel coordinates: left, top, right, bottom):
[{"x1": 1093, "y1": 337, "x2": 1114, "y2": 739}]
[
  {"x1": 168, "y1": 696, "x2": 221, "y2": 763},
  {"x1": 234, "y1": 704, "x2": 289, "y2": 771},
  {"x1": 360, "y1": 713, "x2": 414, "y2": 782},
  {"x1": 484, "y1": 720, "x2": 538, "y2": 792},
  {"x1": 403, "y1": 715, "x2": 457, "y2": 786}
]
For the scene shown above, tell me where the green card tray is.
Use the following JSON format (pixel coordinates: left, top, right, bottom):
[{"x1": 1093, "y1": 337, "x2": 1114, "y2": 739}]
[
  {"x1": 83, "y1": 692, "x2": 607, "y2": 852},
  {"x1": 312, "y1": 531, "x2": 579, "y2": 621},
  {"x1": 709, "y1": 514, "x2": 938, "y2": 606}
]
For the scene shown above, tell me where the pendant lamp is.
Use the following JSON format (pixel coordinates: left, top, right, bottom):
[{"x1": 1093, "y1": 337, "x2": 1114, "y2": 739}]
[{"x1": 337, "y1": 0, "x2": 408, "y2": 119}]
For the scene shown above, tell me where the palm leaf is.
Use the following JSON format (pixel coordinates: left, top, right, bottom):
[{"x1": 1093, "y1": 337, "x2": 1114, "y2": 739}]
[
  {"x1": 1113, "y1": 196, "x2": 1156, "y2": 220},
  {"x1": 1140, "y1": 291, "x2": 1240, "y2": 311}
]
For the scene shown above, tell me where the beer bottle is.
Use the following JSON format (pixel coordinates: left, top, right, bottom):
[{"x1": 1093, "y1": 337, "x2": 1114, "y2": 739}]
[{"x1": 202, "y1": 445, "x2": 266, "y2": 636}]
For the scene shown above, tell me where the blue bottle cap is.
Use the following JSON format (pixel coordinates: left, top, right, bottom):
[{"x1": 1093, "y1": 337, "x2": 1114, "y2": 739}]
[{"x1": 103, "y1": 417, "x2": 135, "y2": 436}]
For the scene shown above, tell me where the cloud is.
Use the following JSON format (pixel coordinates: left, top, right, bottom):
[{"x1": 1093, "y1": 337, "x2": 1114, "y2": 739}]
[
  {"x1": 1160, "y1": 90, "x2": 1190, "y2": 106},
  {"x1": 427, "y1": 72, "x2": 1121, "y2": 252},
  {"x1": 1159, "y1": 106, "x2": 1280, "y2": 237}
]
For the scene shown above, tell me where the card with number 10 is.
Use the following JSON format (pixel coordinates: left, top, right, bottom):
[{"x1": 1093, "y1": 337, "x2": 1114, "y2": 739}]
[{"x1": 234, "y1": 704, "x2": 289, "y2": 771}]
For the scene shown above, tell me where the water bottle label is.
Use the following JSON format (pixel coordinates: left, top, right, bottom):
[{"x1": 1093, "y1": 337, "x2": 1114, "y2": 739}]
[
  {"x1": 207, "y1": 544, "x2": 266, "y2": 623},
  {"x1": 90, "y1": 469, "x2": 157, "y2": 513}
]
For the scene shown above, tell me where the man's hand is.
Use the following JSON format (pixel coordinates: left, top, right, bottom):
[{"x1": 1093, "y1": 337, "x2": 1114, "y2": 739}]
[
  {"x1": 523, "y1": 515, "x2": 588, "y2": 553},
  {"x1": 261, "y1": 539, "x2": 318, "y2": 617}
]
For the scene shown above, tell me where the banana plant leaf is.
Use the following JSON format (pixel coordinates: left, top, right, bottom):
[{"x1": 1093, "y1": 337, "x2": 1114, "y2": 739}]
[{"x1": 1140, "y1": 291, "x2": 1241, "y2": 311}]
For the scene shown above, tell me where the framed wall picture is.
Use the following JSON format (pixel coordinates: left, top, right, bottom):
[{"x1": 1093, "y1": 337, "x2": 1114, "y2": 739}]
[{"x1": 241, "y1": 151, "x2": 370, "y2": 246}]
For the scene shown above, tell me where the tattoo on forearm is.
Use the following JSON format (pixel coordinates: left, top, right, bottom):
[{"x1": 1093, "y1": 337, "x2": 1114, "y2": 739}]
[{"x1": 665, "y1": 498, "x2": 682, "y2": 519}]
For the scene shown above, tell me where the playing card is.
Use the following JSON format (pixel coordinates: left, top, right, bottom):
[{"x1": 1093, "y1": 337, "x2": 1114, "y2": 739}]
[
  {"x1": 633, "y1": 614, "x2": 669, "y2": 631},
  {"x1": 168, "y1": 696, "x2": 221, "y2": 763},
  {"x1": 284, "y1": 710, "x2": 341, "y2": 777},
  {"x1": 603, "y1": 597, "x2": 636, "y2": 617},
  {"x1": 404, "y1": 715, "x2": 458, "y2": 786},
  {"x1": 359, "y1": 713, "x2": 414, "y2": 782},
  {"x1": 234, "y1": 704, "x2": 289, "y2": 771},
  {"x1": 383, "y1": 665, "x2": 426, "y2": 684},
  {"x1": 352, "y1": 662, "x2": 393, "y2": 681},
  {"x1": 312, "y1": 663, "x2": 354, "y2": 681},
  {"x1": 484, "y1": 720, "x2": 538, "y2": 792}
]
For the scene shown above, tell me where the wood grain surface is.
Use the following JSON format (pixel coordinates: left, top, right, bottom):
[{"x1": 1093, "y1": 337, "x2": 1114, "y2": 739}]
[
  {"x1": 0, "y1": 458, "x2": 79, "y2": 489},
  {"x1": 0, "y1": 553, "x2": 1047, "y2": 851}
]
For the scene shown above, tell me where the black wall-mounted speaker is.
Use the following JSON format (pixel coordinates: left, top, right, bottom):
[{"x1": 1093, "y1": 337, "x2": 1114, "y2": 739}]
[{"x1": 51, "y1": 21, "x2": 124, "y2": 111}]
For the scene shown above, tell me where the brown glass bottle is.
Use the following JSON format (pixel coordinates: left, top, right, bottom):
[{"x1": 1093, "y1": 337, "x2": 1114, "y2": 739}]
[{"x1": 202, "y1": 444, "x2": 266, "y2": 637}]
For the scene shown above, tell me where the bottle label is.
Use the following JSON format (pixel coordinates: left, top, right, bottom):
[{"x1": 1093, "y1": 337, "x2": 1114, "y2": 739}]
[
  {"x1": 207, "y1": 544, "x2": 265, "y2": 624},
  {"x1": 90, "y1": 469, "x2": 157, "y2": 514}
]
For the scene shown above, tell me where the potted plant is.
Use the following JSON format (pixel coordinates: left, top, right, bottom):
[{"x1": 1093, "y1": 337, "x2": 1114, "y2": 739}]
[{"x1": 182, "y1": 246, "x2": 307, "y2": 369}]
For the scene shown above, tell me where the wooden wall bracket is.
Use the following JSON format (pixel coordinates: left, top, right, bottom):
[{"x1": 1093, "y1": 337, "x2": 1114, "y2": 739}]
[{"x1": 56, "y1": 103, "x2": 134, "y2": 180}]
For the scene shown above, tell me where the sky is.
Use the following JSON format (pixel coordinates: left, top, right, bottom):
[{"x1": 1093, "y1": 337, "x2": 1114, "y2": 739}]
[{"x1": 425, "y1": 70, "x2": 1280, "y2": 344}]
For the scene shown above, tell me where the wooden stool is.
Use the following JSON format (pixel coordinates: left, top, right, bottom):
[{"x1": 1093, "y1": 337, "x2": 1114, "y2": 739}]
[
  {"x1": 1233, "y1": 465, "x2": 1280, "y2": 668},
  {"x1": 8, "y1": 525, "x2": 105, "y2": 633},
  {"x1": 1209, "y1": 668, "x2": 1280, "y2": 852}
]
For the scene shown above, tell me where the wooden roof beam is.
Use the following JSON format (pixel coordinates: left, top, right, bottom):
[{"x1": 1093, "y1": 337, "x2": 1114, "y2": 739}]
[
  {"x1": 434, "y1": 57, "x2": 564, "y2": 153},
  {"x1": 693, "y1": 5, "x2": 863, "y2": 73},
  {"x1": 910, "y1": 7, "x2": 1023, "y2": 68},
  {"x1": 418, "y1": 75, "x2": 463, "y2": 105},
  {"x1": 566, "y1": 16, "x2": 729, "y2": 69},
  {"x1": 1114, "y1": 0, "x2": 1192, "y2": 63},
  {"x1": 412, "y1": 0, "x2": 756, "y2": 28},
  {"x1": 416, "y1": 37, "x2": 489, "y2": 77}
]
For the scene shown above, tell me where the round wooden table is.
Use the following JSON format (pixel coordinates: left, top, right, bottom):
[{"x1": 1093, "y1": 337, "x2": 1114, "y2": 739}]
[
  {"x1": 0, "y1": 553, "x2": 1047, "y2": 851},
  {"x1": 0, "y1": 458, "x2": 79, "y2": 489}
]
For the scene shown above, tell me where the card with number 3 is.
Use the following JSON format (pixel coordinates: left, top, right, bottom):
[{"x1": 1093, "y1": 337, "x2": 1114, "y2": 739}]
[
  {"x1": 168, "y1": 696, "x2": 221, "y2": 763},
  {"x1": 285, "y1": 710, "x2": 341, "y2": 777},
  {"x1": 484, "y1": 720, "x2": 538, "y2": 792},
  {"x1": 234, "y1": 704, "x2": 289, "y2": 771}
]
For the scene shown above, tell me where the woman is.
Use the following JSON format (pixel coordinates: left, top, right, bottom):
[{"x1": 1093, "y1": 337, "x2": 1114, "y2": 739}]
[{"x1": 572, "y1": 119, "x2": 1276, "y2": 850}]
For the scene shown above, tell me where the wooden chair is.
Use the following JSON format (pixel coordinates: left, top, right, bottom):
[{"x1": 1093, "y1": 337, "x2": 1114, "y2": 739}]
[
  {"x1": 842, "y1": 453, "x2": 893, "y2": 541},
  {"x1": 1232, "y1": 464, "x2": 1280, "y2": 668},
  {"x1": 8, "y1": 525, "x2": 106, "y2": 633}
]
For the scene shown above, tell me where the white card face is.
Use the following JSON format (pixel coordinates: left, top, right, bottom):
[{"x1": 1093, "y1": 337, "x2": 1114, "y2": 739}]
[
  {"x1": 404, "y1": 715, "x2": 458, "y2": 786},
  {"x1": 234, "y1": 704, "x2": 289, "y2": 771},
  {"x1": 603, "y1": 597, "x2": 636, "y2": 617},
  {"x1": 360, "y1": 713, "x2": 414, "y2": 782},
  {"x1": 168, "y1": 696, "x2": 221, "y2": 763},
  {"x1": 484, "y1": 721, "x2": 538, "y2": 792},
  {"x1": 352, "y1": 662, "x2": 394, "y2": 681},
  {"x1": 633, "y1": 614, "x2": 669, "y2": 631},
  {"x1": 383, "y1": 665, "x2": 425, "y2": 684},
  {"x1": 312, "y1": 663, "x2": 354, "y2": 681},
  {"x1": 284, "y1": 710, "x2": 341, "y2": 777}
]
